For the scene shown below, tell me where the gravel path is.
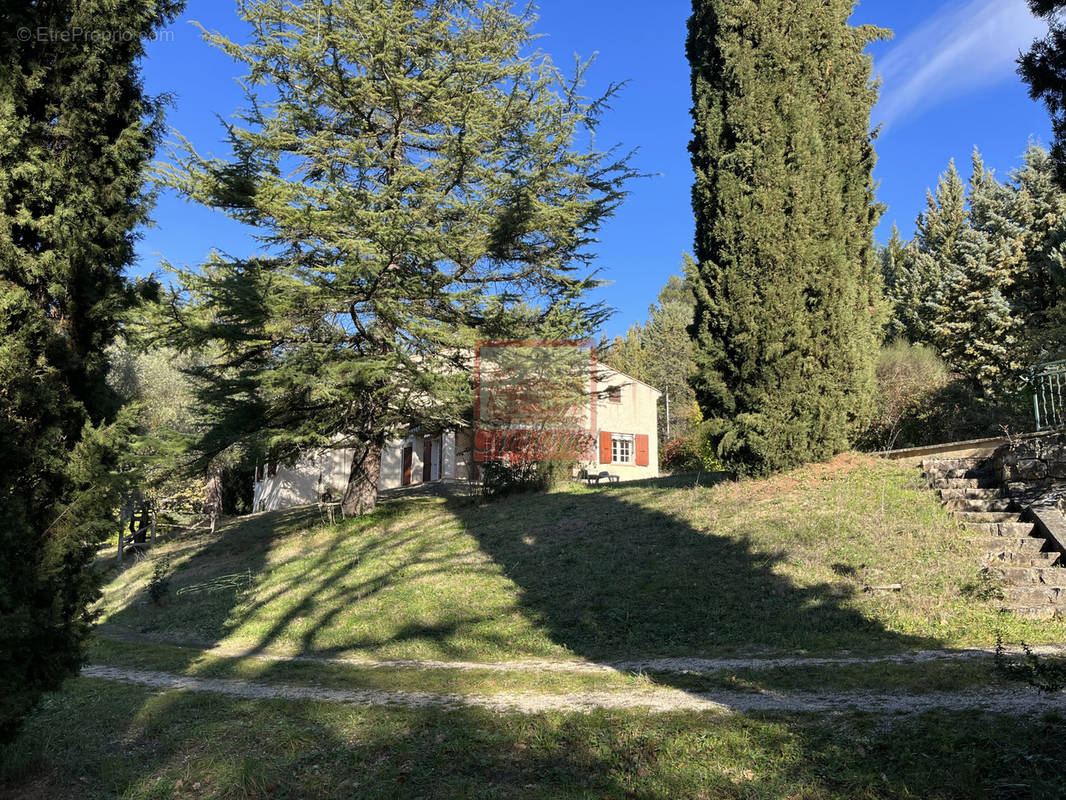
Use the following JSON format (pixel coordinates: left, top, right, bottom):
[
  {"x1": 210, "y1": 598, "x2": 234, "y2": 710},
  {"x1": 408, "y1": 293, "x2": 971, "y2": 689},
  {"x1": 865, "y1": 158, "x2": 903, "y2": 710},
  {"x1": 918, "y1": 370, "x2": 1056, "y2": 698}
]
[
  {"x1": 94, "y1": 626, "x2": 1066, "y2": 674},
  {"x1": 83, "y1": 664, "x2": 1066, "y2": 715}
]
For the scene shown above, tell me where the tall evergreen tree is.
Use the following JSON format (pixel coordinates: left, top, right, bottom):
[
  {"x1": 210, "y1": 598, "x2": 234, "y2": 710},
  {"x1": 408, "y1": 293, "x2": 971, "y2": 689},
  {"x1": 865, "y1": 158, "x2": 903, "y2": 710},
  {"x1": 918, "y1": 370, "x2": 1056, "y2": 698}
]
[
  {"x1": 1008, "y1": 143, "x2": 1066, "y2": 361},
  {"x1": 927, "y1": 151, "x2": 1026, "y2": 393},
  {"x1": 162, "y1": 0, "x2": 634, "y2": 515},
  {"x1": 878, "y1": 223, "x2": 906, "y2": 340},
  {"x1": 686, "y1": 0, "x2": 887, "y2": 475},
  {"x1": 0, "y1": 0, "x2": 182, "y2": 741},
  {"x1": 1019, "y1": 1, "x2": 1066, "y2": 187},
  {"x1": 606, "y1": 259, "x2": 699, "y2": 440},
  {"x1": 888, "y1": 161, "x2": 968, "y2": 346}
]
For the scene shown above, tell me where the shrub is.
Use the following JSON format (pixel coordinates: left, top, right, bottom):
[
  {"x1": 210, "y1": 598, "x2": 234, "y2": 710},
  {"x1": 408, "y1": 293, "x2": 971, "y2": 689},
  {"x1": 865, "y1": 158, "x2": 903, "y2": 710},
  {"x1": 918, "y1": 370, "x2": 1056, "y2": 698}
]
[
  {"x1": 859, "y1": 341, "x2": 951, "y2": 451},
  {"x1": 480, "y1": 460, "x2": 574, "y2": 498},
  {"x1": 661, "y1": 425, "x2": 726, "y2": 473},
  {"x1": 147, "y1": 556, "x2": 171, "y2": 605}
]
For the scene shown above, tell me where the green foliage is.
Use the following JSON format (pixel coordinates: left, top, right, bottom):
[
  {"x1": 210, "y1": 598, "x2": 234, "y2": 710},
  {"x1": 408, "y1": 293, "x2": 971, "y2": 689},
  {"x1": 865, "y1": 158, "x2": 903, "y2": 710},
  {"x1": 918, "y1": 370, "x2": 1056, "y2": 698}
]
[
  {"x1": 858, "y1": 341, "x2": 951, "y2": 451},
  {"x1": 160, "y1": 0, "x2": 634, "y2": 516},
  {"x1": 995, "y1": 635, "x2": 1066, "y2": 692},
  {"x1": 883, "y1": 162, "x2": 968, "y2": 345},
  {"x1": 147, "y1": 556, "x2": 172, "y2": 606},
  {"x1": 660, "y1": 426, "x2": 725, "y2": 474},
  {"x1": 1019, "y1": 1, "x2": 1066, "y2": 187},
  {"x1": 686, "y1": 0, "x2": 887, "y2": 477},
  {"x1": 883, "y1": 144, "x2": 1066, "y2": 404},
  {"x1": 0, "y1": 0, "x2": 182, "y2": 742},
  {"x1": 605, "y1": 258, "x2": 699, "y2": 441},
  {"x1": 926, "y1": 152, "x2": 1027, "y2": 393},
  {"x1": 480, "y1": 459, "x2": 574, "y2": 498}
]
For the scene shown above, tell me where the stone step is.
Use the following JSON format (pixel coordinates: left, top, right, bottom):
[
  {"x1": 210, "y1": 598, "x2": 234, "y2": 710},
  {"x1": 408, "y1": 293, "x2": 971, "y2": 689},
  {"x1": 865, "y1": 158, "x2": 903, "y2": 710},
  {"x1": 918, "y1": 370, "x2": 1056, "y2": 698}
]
[
  {"x1": 926, "y1": 468, "x2": 995, "y2": 481},
  {"x1": 1000, "y1": 604, "x2": 1061, "y2": 620},
  {"x1": 922, "y1": 457, "x2": 989, "y2": 470},
  {"x1": 955, "y1": 511, "x2": 1021, "y2": 523},
  {"x1": 931, "y1": 476, "x2": 999, "y2": 490},
  {"x1": 938, "y1": 488, "x2": 1001, "y2": 500},
  {"x1": 961, "y1": 521, "x2": 1036, "y2": 536},
  {"x1": 1003, "y1": 585, "x2": 1066, "y2": 605},
  {"x1": 983, "y1": 551, "x2": 1061, "y2": 567},
  {"x1": 943, "y1": 497, "x2": 1014, "y2": 513},
  {"x1": 991, "y1": 566, "x2": 1066, "y2": 586},
  {"x1": 972, "y1": 536, "x2": 1047, "y2": 553}
]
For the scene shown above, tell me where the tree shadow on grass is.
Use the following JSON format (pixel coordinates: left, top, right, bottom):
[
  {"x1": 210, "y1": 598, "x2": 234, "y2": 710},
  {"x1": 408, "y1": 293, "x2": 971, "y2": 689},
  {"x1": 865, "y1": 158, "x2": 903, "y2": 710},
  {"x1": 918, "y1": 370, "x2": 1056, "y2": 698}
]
[
  {"x1": 94, "y1": 499, "x2": 520, "y2": 663},
  {"x1": 4, "y1": 676, "x2": 1066, "y2": 799},
  {"x1": 97, "y1": 506, "x2": 320, "y2": 652},
  {"x1": 459, "y1": 474, "x2": 940, "y2": 662}
]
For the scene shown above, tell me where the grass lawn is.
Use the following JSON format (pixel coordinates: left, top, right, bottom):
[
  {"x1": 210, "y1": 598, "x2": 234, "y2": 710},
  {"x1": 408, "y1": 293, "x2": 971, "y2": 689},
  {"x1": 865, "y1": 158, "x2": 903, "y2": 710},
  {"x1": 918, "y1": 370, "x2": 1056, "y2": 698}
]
[
  {"x1": 94, "y1": 454, "x2": 1066, "y2": 662},
  {"x1": 3, "y1": 677, "x2": 1066, "y2": 799},
  {"x1": 7, "y1": 454, "x2": 1066, "y2": 798}
]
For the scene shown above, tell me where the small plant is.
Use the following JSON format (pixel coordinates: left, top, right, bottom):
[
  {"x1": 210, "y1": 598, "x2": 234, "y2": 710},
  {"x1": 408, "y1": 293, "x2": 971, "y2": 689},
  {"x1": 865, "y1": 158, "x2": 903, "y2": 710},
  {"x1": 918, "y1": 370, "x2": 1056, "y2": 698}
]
[
  {"x1": 147, "y1": 555, "x2": 171, "y2": 605},
  {"x1": 959, "y1": 568, "x2": 1005, "y2": 601},
  {"x1": 994, "y1": 634, "x2": 1066, "y2": 692}
]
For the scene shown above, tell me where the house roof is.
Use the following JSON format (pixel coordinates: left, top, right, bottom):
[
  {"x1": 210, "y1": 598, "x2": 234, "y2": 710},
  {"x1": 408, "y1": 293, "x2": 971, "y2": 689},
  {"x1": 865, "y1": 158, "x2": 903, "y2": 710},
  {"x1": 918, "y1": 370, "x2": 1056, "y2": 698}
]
[{"x1": 599, "y1": 365, "x2": 663, "y2": 397}]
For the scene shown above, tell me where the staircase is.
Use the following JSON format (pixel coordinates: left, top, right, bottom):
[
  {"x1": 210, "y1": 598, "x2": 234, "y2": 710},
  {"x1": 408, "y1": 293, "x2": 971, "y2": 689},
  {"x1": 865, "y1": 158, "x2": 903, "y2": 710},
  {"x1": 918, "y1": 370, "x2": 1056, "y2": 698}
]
[{"x1": 922, "y1": 457, "x2": 1066, "y2": 620}]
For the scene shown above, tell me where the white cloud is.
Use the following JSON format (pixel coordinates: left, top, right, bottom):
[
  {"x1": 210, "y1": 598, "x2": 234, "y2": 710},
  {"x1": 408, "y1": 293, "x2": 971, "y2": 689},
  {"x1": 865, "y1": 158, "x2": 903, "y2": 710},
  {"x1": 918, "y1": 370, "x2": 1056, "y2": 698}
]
[{"x1": 872, "y1": 0, "x2": 1047, "y2": 131}]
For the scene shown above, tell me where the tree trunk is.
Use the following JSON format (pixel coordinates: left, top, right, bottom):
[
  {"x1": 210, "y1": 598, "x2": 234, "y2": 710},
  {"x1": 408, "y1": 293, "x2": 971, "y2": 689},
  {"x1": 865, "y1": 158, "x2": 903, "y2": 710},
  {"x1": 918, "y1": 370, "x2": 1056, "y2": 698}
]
[{"x1": 342, "y1": 438, "x2": 383, "y2": 516}]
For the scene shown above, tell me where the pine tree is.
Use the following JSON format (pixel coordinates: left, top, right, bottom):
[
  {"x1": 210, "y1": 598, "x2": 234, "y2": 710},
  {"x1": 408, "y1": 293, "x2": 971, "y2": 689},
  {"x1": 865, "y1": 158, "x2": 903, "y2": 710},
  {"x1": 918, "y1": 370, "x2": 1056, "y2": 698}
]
[
  {"x1": 887, "y1": 161, "x2": 968, "y2": 346},
  {"x1": 686, "y1": 0, "x2": 887, "y2": 475},
  {"x1": 606, "y1": 259, "x2": 699, "y2": 440},
  {"x1": 927, "y1": 151, "x2": 1026, "y2": 393},
  {"x1": 0, "y1": 0, "x2": 182, "y2": 741},
  {"x1": 1007, "y1": 144, "x2": 1066, "y2": 361},
  {"x1": 1019, "y1": 1, "x2": 1066, "y2": 187},
  {"x1": 162, "y1": 0, "x2": 634, "y2": 515}
]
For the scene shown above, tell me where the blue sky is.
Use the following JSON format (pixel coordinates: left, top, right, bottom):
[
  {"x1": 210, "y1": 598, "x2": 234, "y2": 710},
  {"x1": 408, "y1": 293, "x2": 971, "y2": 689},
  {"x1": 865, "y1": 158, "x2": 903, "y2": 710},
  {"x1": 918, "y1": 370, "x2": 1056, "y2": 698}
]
[{"x1": 136, "y1": 0, "x2": 1053, "y2": 340}]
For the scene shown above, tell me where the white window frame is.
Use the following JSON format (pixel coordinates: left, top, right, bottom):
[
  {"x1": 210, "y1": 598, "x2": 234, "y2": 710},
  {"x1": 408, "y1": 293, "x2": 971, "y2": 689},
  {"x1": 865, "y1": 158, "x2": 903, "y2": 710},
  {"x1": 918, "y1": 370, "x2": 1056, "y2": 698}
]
[{"x1": 611, "y1": 433, "x2": 634, "y2": 464}]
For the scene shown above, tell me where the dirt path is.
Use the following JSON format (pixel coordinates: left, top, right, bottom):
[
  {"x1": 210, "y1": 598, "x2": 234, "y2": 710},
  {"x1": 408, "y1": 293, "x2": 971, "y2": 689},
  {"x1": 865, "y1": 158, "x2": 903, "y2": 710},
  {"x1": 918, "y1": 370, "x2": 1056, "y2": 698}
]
[
  {"x1": 95, "y1": 625, "x2": 1066, "y2": 674},
  {"x1": 83, "y1": 664, "x2": 1066, "y2": 715}
]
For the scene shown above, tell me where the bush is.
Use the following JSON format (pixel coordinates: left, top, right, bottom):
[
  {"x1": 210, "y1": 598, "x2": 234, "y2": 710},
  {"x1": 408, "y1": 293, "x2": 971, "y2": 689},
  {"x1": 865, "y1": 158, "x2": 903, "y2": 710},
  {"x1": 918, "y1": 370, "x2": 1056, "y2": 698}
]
[
  {"x1": 147, "y1": 556, "x2": 171, "y2": 605},
  {"x1": 660, "y1": 425, "x2": 726, "y2": 473},
  {"x1": 480, "y1": 459, "x2": 573, "y2": 498},
  {"x1": 857, "y1": 341, "x2": 1031, "y2": 450},
  {"x1": 859, "y1": 341, "x2": 950, "y2": 451}
]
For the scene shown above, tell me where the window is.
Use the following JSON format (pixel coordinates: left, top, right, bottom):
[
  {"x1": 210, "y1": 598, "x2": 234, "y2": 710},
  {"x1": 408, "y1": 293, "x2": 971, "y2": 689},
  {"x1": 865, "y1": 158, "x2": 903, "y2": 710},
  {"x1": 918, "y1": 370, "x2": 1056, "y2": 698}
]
[
  {"x1": 611, "y1": 433, "x2": 634, "y2": 464},
  {"x1": 606, "y1": 384, "x2": 622, "y2": 403}
]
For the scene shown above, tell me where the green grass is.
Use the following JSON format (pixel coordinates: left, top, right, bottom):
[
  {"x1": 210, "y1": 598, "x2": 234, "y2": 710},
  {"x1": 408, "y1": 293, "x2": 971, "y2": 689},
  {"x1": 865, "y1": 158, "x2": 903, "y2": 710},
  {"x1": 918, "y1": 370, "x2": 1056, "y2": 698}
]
[
  {"x1": 4, "y1": 677, "x2": 1066, "y2": 799},
  {"x1": 86, "y1": 638, "x2": 648, "y2": 696},
  {"x1": 9, "y1": 457, "x2": 1066, "y2": 798},
  {"x1": 94, "y1": 456, "x2": 1066, "y2": 663},
  {"x1": 88, "y1": 637, "x2": 1037, "y2": 698}
]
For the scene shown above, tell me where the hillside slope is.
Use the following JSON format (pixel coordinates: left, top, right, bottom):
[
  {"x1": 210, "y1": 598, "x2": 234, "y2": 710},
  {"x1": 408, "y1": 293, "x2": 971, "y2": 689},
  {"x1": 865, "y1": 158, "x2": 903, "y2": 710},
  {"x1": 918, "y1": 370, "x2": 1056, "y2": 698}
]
[{"x1": 95, "y1": 454, "x2": 1066, "y2": 660}]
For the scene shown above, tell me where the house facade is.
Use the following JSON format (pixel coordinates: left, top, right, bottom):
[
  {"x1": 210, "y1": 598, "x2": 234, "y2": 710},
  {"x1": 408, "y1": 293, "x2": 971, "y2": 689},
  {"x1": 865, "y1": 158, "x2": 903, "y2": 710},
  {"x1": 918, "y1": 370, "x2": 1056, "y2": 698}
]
[{"x1": 251, "y1": 365, "x2": 660, "y2": 512}]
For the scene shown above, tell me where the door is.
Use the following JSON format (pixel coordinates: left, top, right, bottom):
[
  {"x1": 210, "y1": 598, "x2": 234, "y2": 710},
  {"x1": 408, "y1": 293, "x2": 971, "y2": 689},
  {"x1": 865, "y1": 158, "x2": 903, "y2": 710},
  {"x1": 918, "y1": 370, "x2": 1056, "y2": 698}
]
[
  {"x1": 422, "y1": 437, "x2": 433, "y2": 482},
  {"x1": 402, "y1": 444, "x2": 413, "y2": 486}
]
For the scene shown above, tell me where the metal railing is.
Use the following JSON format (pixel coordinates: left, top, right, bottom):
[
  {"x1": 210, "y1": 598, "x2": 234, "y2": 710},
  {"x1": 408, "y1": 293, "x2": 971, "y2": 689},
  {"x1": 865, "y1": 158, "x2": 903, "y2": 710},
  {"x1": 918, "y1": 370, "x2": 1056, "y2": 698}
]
[{"x1": 1033, "y1": 359, "x2": 1066, "y2": 431}]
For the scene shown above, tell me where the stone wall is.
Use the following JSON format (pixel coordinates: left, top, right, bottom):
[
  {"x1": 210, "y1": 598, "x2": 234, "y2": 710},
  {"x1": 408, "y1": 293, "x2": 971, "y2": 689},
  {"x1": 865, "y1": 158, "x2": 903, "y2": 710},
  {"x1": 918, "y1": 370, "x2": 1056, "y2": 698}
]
[{"x1": 993, "y1": 433, "x2": 1066, "y2": 509}]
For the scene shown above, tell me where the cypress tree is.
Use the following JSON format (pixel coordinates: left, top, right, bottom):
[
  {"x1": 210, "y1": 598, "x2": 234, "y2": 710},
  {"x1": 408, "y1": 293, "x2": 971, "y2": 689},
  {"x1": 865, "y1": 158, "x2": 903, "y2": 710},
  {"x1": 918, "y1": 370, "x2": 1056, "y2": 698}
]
[
  {"x1": 161, "y1": 0, "x2": 633, "y2": 515},
  {"x1": 0, "y1": 0, "x2": 182, "y2": 740},
  {"x1": 687, "y1": 0, "x2": 887, "y2": 475}
]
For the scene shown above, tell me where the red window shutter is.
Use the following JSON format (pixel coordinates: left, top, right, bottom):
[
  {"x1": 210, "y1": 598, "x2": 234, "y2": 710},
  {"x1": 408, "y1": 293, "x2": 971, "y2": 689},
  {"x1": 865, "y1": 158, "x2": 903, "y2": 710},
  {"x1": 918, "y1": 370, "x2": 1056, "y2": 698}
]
[
  {"x1": 599, "y1": 430, "x2": 612, "y2": 464},
  {"x1": 475, "y1": 428, "x2": 493, "y2": 460},
  {"x1": 635, "y1": 434, "x2": 649, "y2": 466}
]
